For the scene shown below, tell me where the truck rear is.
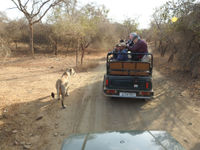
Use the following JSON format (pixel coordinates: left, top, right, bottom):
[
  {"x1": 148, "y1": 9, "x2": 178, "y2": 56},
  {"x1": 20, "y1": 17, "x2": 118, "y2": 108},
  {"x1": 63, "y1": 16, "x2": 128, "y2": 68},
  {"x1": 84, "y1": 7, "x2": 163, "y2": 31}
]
[{"x1": 103, "y1": 53, "x2": 154, "y2": 99}]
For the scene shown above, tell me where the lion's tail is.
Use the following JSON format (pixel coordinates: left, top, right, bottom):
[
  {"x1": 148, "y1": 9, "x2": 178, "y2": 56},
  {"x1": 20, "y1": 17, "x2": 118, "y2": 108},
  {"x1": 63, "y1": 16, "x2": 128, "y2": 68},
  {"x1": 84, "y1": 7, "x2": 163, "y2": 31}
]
[
  {"x1": 51, "y1": 79, "x2": 62, "y2": 99},
  {"x1": 51, "y1": 92, "x2": 55, "y2": 98}
]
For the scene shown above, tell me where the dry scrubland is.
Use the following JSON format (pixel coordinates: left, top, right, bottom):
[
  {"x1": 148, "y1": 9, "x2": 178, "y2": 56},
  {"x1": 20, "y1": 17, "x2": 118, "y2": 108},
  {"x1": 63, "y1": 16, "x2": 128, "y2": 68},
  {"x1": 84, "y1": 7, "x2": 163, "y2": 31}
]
[
  {"x1": 0, "y1": 0, "x2": 199, "y2": 149},
  {"x1": 0, "y1": 47, "x2": 200, "y2": 150},
  {"x1": 0, "y1": 51, "x2": 105, "y2": 109},
  {"x1": 0, "y1": 51, "x2": 105, "y2": 149}
]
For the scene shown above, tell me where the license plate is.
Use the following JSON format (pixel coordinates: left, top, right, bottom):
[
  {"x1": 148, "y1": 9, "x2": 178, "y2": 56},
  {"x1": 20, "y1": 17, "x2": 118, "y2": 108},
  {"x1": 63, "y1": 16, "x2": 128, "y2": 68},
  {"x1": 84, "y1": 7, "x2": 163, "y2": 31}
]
[{"x1": 119, "y1": 92, "x2": 136, "y2": 97}]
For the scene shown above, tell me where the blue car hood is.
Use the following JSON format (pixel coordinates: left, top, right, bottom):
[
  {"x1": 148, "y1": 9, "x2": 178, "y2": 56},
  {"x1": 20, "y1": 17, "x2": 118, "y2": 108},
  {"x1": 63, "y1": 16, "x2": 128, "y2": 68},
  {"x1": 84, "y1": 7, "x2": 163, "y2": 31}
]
[{"x1": 61, "y1": 130, "x2": 185, "y2": 150}]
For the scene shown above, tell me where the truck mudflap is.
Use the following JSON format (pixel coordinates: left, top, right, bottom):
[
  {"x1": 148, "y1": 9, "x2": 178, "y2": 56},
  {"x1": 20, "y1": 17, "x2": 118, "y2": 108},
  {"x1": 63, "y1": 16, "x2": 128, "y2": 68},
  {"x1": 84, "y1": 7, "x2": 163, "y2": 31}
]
[{"x1": 103, "y1": 88, "x2": 154, "y2": 99}]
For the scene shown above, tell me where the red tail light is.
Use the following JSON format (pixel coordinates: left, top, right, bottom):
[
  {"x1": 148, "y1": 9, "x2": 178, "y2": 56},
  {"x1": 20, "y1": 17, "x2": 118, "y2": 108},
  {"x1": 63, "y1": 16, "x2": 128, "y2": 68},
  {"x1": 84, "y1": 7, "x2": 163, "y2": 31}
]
[
  {"x1": 146, "y1": 82, "x2": 149, "y2": 89},
  {"x1": 141, "y1": 92, "x2": 151, "y2": 96},
  {"x1": 106, "y1": 90, "x2": 117, "y2": 94},
  {"x1": 106, "y1": 79, "x2": 109, "y2": 86}
]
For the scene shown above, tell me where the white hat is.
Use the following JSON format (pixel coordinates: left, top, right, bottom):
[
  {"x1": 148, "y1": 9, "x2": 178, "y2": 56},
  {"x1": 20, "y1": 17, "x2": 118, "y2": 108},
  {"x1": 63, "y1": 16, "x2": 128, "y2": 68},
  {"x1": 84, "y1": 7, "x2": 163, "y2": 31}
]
[{"x1": 119, "y1": 42, "x2": 126, "y2": 47}]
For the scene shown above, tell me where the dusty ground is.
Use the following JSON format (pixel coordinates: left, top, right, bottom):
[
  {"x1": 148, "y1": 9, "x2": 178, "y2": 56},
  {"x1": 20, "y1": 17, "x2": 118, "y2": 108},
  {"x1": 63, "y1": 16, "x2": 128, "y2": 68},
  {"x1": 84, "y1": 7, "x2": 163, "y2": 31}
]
[{"x1": 0, "y1": 53, "x2": 200, "y2": 150}]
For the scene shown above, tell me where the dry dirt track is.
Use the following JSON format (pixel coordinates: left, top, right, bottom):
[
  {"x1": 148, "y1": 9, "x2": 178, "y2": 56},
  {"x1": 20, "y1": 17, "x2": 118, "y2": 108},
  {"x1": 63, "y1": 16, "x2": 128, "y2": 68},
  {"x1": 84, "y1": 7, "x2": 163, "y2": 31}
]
[
  {"x1": 1, "y1": 60, "x2": 200, "y2": 150},
  {"x1": 40, "y1": 62, "x2": 200, "y2": 150}
]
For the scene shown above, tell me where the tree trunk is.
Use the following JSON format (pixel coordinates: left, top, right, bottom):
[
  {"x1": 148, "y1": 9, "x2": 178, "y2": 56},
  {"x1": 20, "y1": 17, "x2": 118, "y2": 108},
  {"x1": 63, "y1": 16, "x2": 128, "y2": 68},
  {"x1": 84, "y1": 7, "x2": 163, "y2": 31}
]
[
  {"x1": 154, "y1": 40, "x2": 157, "y2": 48},
  {"x1": 76, "y1": 39, "x2": 79, "y2": 66},
  {"x1": 81, "y1": 46, "x2": 85, "y2": 65},
  {"x1": 65, "y1": 41, "x2": 70, "y2": 57},
  {"x1": 15, "y1": 41, "x2": 18, "y2": 49},
  {"x1": 29, "y1": 23, "x2": 34, "y2": 56},
  {"x1": 80, "y1": 39, "x2": 90, "y2": 65},
  {"x1": 54, "y1": 40, "x2": 58, "y2": 55},
  {"x1": 76, "y1": 49, "x2": 78, "y2": 66}
]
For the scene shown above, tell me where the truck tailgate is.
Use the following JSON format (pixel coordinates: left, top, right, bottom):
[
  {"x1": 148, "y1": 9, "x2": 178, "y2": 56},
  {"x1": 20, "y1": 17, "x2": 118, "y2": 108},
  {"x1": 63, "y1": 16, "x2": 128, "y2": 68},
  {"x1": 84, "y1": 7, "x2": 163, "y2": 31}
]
[{"x1": 107, "y1": 75, "x2": 152, "y2": 91}]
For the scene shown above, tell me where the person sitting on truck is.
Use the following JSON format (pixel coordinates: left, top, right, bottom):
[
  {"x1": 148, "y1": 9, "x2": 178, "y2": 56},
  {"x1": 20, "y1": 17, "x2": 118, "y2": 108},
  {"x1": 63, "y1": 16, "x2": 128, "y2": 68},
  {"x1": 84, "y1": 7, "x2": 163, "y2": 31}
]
[
  {"x1": 128, "y1": 33, "x2": 148, "y2": 61},
  {"x1": 126, "y1": 32, "x2": 140, "y2": 47},
  {"x1": 116, "y1": 42, "x2": 128, "y2": 61},
  {"x1": 108, "y1": 44, "x2": 119, "y2": 60},
  {"x1": 109, "y1": 44, "x2": 120, "y2": 60},
  {"x1": 119, "y1": 39, "x2": 125, "y2": 43}
]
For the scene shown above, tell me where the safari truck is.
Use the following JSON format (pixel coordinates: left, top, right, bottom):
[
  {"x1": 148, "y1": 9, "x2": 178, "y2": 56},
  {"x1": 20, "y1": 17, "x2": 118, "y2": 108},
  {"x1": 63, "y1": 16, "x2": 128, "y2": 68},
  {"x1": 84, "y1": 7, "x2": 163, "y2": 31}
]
[{"x1": 103, "y1": 52, "x2": 154, "y2": 99}]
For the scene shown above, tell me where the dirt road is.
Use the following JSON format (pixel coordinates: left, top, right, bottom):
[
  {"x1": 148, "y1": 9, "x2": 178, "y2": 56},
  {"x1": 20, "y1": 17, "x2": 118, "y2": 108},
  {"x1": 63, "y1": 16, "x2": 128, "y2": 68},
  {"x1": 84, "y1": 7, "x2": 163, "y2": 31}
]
[{"x1": 1, "y1": 57, "x2": 200, "y2": 150}]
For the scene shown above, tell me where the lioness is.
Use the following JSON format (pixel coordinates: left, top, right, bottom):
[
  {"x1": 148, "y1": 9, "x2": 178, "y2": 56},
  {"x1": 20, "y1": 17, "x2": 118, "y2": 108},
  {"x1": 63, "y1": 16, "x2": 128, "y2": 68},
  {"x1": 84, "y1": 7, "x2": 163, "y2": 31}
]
[{"x1": 51, "y1": 68, "x2": 75, "y2": 109}]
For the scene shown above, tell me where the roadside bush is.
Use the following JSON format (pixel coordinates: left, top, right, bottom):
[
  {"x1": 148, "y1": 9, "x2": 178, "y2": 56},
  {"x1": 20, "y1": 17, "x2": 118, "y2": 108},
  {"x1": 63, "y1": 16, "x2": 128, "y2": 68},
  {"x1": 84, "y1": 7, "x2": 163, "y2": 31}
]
[
  {"x1": 75, "y1": 61, "x2": 99, "y2": 72},
  {"x1": 147, "y1": 0, "x2": 200, "y2": 77},
  {"x1": 0, "y1": 37, "x2": 11, "y2": 57}
]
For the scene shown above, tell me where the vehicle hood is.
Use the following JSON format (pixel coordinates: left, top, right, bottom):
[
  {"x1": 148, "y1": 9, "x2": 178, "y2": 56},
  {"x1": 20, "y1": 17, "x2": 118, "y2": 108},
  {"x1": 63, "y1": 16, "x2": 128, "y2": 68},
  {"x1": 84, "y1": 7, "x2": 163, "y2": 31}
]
[{"x1": 61, "y1": 130, "x2": 185, "y2": 150}]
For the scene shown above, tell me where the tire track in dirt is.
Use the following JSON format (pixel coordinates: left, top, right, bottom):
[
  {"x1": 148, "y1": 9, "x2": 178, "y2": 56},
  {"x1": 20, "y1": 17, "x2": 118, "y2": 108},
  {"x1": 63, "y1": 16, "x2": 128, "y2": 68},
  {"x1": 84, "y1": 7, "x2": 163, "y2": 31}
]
[
  {"x1": 29, "y1": 61, "x2": 200, "y2": 150},
  {"x1": 71, "y1": 63, "x2": 148, "y2": 133},
  {"x1": 71, "y1": 64, "x2": 104, "y2": 133}
]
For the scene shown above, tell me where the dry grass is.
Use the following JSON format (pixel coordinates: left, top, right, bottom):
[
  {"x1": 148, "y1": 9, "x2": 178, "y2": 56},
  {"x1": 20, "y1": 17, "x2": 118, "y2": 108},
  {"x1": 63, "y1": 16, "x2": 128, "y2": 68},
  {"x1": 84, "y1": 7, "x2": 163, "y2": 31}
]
[
  {"x1": 151, "y1": 45, "x2": 200, "y2": 99},
  {"x1": 0, "y1": 50, "x2": 107, "y2": 150},
  {"x1": 0, "y1": 51, "x2": 106, "y2": 109},
  {"x1": 75, "y1": 51, "x2": 106, "y2": 72},
  {"x1": 75, "y1": 61, "x2": 100, "y2": 72}
]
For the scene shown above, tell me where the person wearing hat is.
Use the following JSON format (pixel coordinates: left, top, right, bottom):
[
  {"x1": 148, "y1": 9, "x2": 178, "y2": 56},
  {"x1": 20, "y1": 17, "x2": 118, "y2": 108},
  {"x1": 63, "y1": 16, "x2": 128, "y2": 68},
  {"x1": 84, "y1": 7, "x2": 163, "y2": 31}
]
[
  {"x1": 109, "y1": 44, "x2": 120, "y2": 60},
  {"x1": 119, "y1": 39, "x2": 125, "y2": 43},
  {"x1": 128, "y1": 32, "x2": 148, "y2": 61},
  {"x1": 116, "y1": 42, "x2": 128, "y2": 61}
]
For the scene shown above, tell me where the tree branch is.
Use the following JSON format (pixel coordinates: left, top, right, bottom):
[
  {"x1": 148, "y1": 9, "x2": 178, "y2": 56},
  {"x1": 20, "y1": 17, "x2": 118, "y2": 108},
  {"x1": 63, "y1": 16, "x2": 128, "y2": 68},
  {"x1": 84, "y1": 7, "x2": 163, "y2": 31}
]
[
  {"x1": 30, "y1": 0, "x2": 36, "y2": 16},
  {"x1": 13, "y1": 0, "x2": 30, "y2": 19},
  {"x1": 32, "y1": 0, "x2": 50, "y2": 18},
  {"x1": 32, "y1": 0, "x2": 63, "y2": 24},
  {"x1": 11, "y1": 0, "x2": 22, "y2": 12},
  {"x1": 24, "y1": 0, "x2": 30, "y2": 8},
  {"x1": 11, "y1": 0, "x2": 63, "y2": 24}
]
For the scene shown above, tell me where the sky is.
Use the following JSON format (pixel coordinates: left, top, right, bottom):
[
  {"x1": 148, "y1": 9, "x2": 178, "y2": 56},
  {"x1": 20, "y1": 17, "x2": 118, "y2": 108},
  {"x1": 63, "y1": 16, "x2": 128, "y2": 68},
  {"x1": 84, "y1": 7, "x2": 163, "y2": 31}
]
[{"x1": 0, "y1": 0, "x2": 169, "y2": 29}]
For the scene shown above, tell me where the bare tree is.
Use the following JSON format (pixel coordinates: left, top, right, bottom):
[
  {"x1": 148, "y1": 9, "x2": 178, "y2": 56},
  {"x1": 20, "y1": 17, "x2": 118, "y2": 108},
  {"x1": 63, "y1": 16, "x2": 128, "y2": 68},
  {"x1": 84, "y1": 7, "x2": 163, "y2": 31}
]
[
  {"x1": 123, "y1": 18, "x2": 139, "y2": 38},
  {"x1": 11, "y1": 0, "x2": 63, "y2": 56}
]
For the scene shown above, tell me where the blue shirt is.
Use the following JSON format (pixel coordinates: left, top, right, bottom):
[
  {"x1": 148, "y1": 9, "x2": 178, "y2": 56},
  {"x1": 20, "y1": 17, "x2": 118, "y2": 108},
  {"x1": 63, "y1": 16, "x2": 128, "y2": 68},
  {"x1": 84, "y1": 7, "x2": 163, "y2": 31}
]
[{"x1": 117, "y1": 49, "x2": 128, "y2": 61}]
